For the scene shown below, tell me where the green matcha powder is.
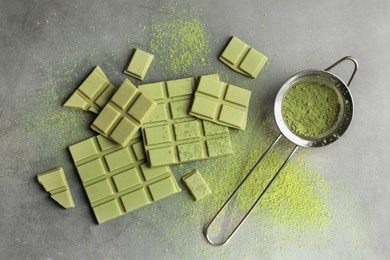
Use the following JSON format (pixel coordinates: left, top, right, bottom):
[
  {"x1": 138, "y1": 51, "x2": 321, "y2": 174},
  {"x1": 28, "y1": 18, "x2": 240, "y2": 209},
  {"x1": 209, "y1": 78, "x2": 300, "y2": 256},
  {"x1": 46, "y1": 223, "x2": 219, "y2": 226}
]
[{"x1": 282, "y1": 81, "x2": 341, "y2": 138}]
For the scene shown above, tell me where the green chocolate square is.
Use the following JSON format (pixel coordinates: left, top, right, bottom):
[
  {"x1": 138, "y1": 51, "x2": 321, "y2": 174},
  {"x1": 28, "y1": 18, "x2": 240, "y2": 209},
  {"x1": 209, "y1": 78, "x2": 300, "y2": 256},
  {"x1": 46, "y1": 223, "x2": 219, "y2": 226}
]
[
  {"x1": 182, "y1": 170, "x2": 212, "y2": 201},
  {"x1": 113, "y1": 168, "x2": 142, "y2": 192},
  {"x1": 51, "y1": 191, "x2": 75, "y2": 209},
  {"x1": 219, "y1": 105, "x2": 246, "y2": 128},
  {"x1": 219, "y1": 36, "x2": 267, "y2": 78},
  {"x1": 92, "y1": 104, "x2": 122, "y2": 135},
  {"x1": 124, "y1": 49, "x2": 154, "y2": 80},
  {"x1": 177, "y1": 142, "x2": 205, "y2": 161},
  {"x1": 104, "y1": 148, "x2": 134, "y2": 172},
  {"x1": 139, "y1": 75, "x2": 233, "y2": 167},
  {"x1": 189, "y1": 76, "x2": 251, "y2": 130},
  {"x1": 91, "y1": 79, "x2": 156, "y2": 147},
  {"x1": 146, "y1": 103, "x2": 168, "y2": 123},
  {"x1": 85, "y1": 179, "x2": 115, "y2": 203},
  {"x1": 121, "y1": 188, "x2": 151, "y2": 213},
  {"x1": 79, "y1": 72, "x2": 107, "y2": 99},
  {"x1": 109, "y1": 117, "x2": 138, "y2": 147},
  {"x1": 148, "y1": 147, "x2": 176, "y2": 166},
  {"x1": 68, "y1": 135, "x2": 180, "y2": 224},
  {"x1": 128, "y1": 94, "x2": 156, "y2": 123},
  {"x1": 64, "y1": 66, "x2": 116, "y2": 113},
  {"x1": 173, "y1": 121, "x2": 201, "y2": 141},
  {"x1": 220, "y1": 36, "x2": 248, "y2": 65},
  {"x1": 196, "y1": 76, "x2": 224, "y2": 98},
  {"x1": 144, "y1": 125, "x2": 172, "y2": 145},
  {"x1": 203, "y1": 120, "x2": 229, "y2": 136},
  {"x1": 166, "y1": 78, "x2": 194, "y2": 97},
  {"x1": 140, "y1": 164, "x2": 170, "y2": 181},
  {"x1": 38, "y1": 169, "x2": 68, "y2": 191},
  {"x1": 224, "y1": 84, "x2": 251, "y2": 107},
  {"x1": 37, "y1": 167, "x2": 75, "y2": 209},
  {"x1": 111, "y1": 79, "x2": 138, "y2": 110},
  {"x1": 138, "y1": 82, "x2": 165, "y2": 100},
  {"x1": 148, "y1": 177, "x2": 180, "y2": 201},
  {"x1": 206, "y1": 137, "x2": 233, "y2": 157},
  {"x1": 191, "y1": 96, "x2": 219, "y2": 119},
  {"x1": 77, "y1": 159, "x2": 106, "y2": 183},
  {"x1": 93, "y1": 199, "x2": 122, "y2": 224},
  {"x1": 96, "y1": 135, "x2": 118, "y2": 152},
  {"x1": 169, "y1": 100, "x2": 191, "y2": 119},
  {"x1": 239, "y1": 48, "x2": 268, "y2": 79},
  {"x1": 95, "y1": 84, "x2": 116, "y2": 108}
]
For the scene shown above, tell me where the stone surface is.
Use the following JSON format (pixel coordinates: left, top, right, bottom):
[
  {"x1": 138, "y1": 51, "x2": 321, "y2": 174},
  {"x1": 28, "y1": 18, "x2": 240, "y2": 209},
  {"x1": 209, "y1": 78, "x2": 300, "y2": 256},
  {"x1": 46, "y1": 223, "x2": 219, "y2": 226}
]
[{"x1": 0, "y1": 0, "x2": 389, "y2": 259}]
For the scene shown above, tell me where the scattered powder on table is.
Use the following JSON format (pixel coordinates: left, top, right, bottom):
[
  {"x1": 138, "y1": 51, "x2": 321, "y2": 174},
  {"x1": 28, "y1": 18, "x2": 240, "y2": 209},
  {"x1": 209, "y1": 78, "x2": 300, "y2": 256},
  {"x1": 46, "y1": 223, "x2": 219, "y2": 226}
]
[
  {"x1": 198, "y1": 136, "x2": 335, "y2": 252},
  {"x1": 13, "y1": 51, "x2": 120, "y2": 167},
  {"x1": 235, "y1": 147, "x2": 333, "y2": 229},
  {"x1": 148, "y1": 9, "x2": 212, "y2": 77},
  {"x1": 282, "y1": 81, "x2": 341, "y2": 138}
]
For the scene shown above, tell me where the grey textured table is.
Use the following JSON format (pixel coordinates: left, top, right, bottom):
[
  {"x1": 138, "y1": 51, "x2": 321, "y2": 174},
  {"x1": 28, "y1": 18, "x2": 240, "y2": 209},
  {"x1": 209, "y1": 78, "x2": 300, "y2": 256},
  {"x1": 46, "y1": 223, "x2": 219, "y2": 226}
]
[{"x1": 1, "y1": 0, "x2": 389, "y2": 259}]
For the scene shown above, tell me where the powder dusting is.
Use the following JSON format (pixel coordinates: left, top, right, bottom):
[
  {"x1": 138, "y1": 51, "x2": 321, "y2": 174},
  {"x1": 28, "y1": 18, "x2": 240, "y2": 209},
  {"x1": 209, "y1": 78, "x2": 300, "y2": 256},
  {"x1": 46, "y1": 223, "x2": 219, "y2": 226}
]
[
  {"x1": 148, "y1": 7, "x2": 212, "y2": 77},
  {"x1": 235, "y1": 147, "x2": 333, "y2": 229},
  {"x1": 282, "y1": 81, "x2": 341, "y2": 138},
  {"x1": 13, "y1": 50, "x2": 121, "y2": 167}
]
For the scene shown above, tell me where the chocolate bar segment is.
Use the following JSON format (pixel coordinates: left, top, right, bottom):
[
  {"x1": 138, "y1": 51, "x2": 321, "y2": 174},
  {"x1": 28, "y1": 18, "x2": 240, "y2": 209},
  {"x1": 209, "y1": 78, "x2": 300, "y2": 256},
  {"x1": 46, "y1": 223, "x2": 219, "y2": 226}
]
[
  {"x1": 64, "y1": 66, "x2": 116, "y2": 113},
  {"x1": 68, "y1": 134, "x2": 180, "y2": 224},
  {"x1": 124, "y1": 48, "x2": 154, "y2": 80},
  {"x1": 37, "y1": 167, "x2": 75, "y2": 209},
  {"x1": 190, "y1": 76, "x2": 251, "y2": 130},
  {"x1": 219, "y1": 36, "x2": 267, "y2": 78},
  {"x1": 91, "y1": 79, "x2": 156, "y2": 147},
  {"x1": 138, "y1": 75, "x2": 233, "y2": 167}
]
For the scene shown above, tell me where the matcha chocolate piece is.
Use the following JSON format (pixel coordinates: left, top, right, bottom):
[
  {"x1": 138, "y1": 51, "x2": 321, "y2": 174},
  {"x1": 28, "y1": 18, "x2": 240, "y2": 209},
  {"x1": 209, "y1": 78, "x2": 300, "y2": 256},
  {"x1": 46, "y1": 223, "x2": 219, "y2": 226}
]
[
  {"x1": 190, "y1": 76, "x2": 251, "y2": 130},
  {"x1": 68, "y1": 133, "x2": 181, "y2": 224},
  {"x1": 182, "y1": 170, "x2": 211, "y2": 201},
  {"x1": 64, "y1": 66, "x2": 116, "y2": 113},
  {"x1": 138, "y1": 75, "x2": 233, "y2": 167},
  {"x1": 91, "y1": 79, "x2": 156, "y2": 147},
  {"x1": 37, "y1": 167, "x2": 75, "y2": 209},
  {"x1": 124, "y1": 48, "x2": 154, "y2": 80},
  {"x1": 219, "y1": 36, "x2": 268, "y2": 78}
]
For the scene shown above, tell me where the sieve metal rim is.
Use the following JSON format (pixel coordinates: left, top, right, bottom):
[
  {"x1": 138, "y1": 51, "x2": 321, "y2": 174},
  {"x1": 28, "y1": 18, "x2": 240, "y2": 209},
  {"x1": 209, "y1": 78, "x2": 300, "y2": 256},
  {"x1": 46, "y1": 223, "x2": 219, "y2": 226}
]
[{"x1": 274, "y1": 69, "x2": 354, "y2": 148}]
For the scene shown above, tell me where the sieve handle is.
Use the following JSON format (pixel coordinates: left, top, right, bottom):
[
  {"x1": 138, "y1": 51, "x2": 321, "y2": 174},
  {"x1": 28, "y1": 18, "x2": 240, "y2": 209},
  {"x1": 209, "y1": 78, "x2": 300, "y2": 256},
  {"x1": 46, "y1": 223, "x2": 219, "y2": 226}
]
[
  {"x1": 325, "y1": 56, "x2": 358, "y2": 86},
  {"x1": 204, "y1": 134, "x2": 299, "y2": 246}
]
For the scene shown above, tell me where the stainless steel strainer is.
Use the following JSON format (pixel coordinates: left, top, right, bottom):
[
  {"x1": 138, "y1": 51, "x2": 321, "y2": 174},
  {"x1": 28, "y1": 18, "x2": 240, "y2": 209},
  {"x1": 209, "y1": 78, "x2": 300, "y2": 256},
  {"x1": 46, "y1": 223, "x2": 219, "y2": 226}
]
[{"x1": 204, "y1": 56, "x2": 358, "y2": 246}]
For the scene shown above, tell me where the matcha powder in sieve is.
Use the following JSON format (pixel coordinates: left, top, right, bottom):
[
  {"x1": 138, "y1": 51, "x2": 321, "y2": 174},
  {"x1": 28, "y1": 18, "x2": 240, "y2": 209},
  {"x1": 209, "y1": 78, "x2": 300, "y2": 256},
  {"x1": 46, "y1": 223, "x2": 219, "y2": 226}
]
[{"x1": 282, "y1": 81, "x2": 341, "y2": 138}]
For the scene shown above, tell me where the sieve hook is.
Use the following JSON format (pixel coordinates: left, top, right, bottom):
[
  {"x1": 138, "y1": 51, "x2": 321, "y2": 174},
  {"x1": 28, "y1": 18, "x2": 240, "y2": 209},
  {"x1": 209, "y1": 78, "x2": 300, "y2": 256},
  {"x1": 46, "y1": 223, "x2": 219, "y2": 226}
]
[{"x1": 325, "y1": 56, "x2": 358, "y2": 86}]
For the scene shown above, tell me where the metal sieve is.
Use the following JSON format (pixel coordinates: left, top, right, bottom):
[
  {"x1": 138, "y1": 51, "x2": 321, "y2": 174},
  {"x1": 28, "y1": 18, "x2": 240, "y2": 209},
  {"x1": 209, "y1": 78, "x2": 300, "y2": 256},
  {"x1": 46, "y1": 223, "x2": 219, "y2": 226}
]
[{"x1": 204, "y1": 56, "x2": 358, "y2": 246}]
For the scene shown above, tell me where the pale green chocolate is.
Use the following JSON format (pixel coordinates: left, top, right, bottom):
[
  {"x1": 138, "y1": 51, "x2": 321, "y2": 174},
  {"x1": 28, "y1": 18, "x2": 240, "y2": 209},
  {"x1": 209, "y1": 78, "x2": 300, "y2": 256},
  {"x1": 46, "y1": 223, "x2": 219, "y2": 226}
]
[
  {"x1": 124, "y1": 48, "x2": 154, "y2": 80},
  {"x1": 182, "y1": 170, "x2": 212, "y2": 201},
  {"x1": 64, "y1": 66, "x2": 116, "y2": 113},
  {"x1": 219, "y1": 36, "x2": 268, "y2": 78},
  {"x1": 68, "y1": 133, "x2": 181, "y2": 224},
  {"x1": 190, "y1": 76, "x2": 251, "y2": 130},
  {"x1": 91, "y1": 79, "x2": 157, "y2": 147},
  {"x1": 37, "y1": 167, "x2": 75, "y2": 209},
  {"x1": 138, "y1": 75, "x2": 233, "y2": 167}
]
